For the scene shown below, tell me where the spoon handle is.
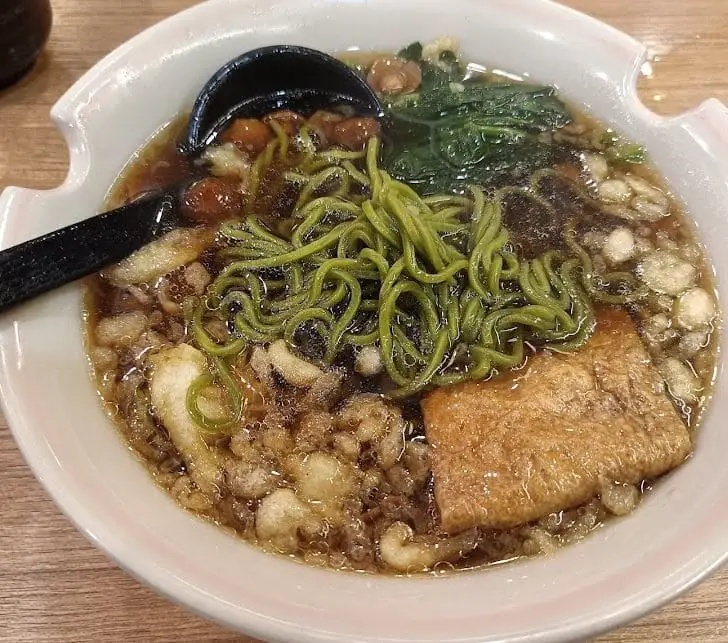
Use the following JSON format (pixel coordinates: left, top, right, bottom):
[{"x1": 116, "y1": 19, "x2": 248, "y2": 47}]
[{"x1": 0, "y1": 193, "x2": 178, "y2": 313}]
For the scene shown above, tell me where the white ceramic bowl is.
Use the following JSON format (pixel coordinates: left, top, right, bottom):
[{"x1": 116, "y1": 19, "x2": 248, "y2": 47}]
[{"x1": 2, "y1": 1, "x2": 727, "y2": 641}]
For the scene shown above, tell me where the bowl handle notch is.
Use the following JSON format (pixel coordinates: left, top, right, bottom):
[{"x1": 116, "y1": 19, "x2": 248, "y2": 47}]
[{"x1": 669, "y1": 98, "x2": 728, "y2": 165}]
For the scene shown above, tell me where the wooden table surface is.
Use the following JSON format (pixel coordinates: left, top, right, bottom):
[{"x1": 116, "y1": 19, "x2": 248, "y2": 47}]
[{"x1": 2, "y1": 1, "x2": 728, "y2": 640}]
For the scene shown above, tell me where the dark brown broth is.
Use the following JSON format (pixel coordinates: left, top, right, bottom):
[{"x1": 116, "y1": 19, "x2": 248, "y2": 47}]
[{"x1": 106, "y1": 116, "x2": 193, "y2": 209}]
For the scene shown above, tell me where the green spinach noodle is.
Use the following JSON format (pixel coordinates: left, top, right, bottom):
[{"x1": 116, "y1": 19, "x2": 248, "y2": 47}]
[{"x1": 187, "y1": 126, "x2": 646, "y2": 428}]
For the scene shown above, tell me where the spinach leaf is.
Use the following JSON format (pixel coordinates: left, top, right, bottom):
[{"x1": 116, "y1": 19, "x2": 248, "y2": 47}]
[
  {"x1": 606, "y1": 143, "x2": 646, "y2": 164},
  {"x1": 387, "y1": 134, "x2": 556, "y2": 194},
  {"x1": 382, "y1": 59, "x2": 574, "y2": 194},
  {"x1": 600, "y1": 128, "x2": 647, "y2": 164},
  {"x1": 397, "y1": 41, "x2": 423, "y2": 61},
  {"x1": 600, "y1": 130, "x2": 646, "y2": 164}
]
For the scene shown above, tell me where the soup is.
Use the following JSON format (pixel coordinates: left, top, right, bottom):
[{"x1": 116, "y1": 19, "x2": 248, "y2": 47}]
[{"x1": 85, "y1": 39, "x2": 719, "y2": 574}]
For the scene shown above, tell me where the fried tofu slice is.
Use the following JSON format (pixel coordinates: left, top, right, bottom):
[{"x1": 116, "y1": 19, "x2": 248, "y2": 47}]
[{"x1": 421, "y1": 308, "x2": 691, "y2": 533}]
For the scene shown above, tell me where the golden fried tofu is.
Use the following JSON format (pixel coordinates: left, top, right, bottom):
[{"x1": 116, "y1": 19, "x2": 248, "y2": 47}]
[{"x1": 421, "y1": 308, "x2": 691, "y2": 533}]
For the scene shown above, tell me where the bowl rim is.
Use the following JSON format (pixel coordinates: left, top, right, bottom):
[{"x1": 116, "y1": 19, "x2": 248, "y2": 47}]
[{"x1": 2, "y1": 0, "x2": 728, "y2": 641}]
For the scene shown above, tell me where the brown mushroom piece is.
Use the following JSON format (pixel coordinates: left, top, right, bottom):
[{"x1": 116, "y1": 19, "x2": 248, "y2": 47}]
[
  {"x1": 330, "y1": 117, "x2": 381, "y2": 151},
  {"x1": 220, "y1": 118, "x2": 273, "y2": 156},
  {"x1": 307, "y1": 110, "x2": 345, "y2": 143},
  {"x1": 182, "y1": 176, "x2": 243, "y2": 224},
  {"x1": 263, "y1": 110, "x2": 306, "y2": 136},
  {"x1": 366, "y1": 56, "x2": 422, "y2": 95}
]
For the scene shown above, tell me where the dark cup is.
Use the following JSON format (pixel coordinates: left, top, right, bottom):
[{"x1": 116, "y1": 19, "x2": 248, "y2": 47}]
[{"x1": 0, "y1": 0, "x2": 53, "y2": 89}]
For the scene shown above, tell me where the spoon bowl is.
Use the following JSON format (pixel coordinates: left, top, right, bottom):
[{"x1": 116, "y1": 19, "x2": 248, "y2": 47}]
[{"x1": 185, "y1": 45, "x2": 384, "y2": 152}]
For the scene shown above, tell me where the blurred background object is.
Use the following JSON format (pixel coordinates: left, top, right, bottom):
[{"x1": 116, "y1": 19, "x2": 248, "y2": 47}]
[{"x1": 0, "y1": 0, "x2": 52, "y2": 89}]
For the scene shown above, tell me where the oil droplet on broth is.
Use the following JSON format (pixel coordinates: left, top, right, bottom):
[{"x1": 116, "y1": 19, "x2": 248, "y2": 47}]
[{"x1": 104, "y1": 401, "x2": 120, "y2": 417}]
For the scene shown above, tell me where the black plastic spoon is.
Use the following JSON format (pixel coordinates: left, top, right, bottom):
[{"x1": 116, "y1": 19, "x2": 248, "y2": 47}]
[{"x1": 0, "y1": 45, "x2": 384, "y2": 312}]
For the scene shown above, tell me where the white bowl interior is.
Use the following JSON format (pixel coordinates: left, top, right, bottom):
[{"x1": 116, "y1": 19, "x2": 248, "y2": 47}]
[{"x1": 1, "y1": 1, "x2": 727, "y2": 642}]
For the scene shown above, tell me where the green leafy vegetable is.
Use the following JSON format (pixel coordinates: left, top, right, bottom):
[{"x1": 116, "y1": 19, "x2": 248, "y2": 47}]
[
  {"x1": 605, "y1": 142, "x2": 646, "y2": 164},
  {"x1": 397, "y1": 41, "x2": 423, "y2": 61},
  {"x1": 600, "y1": 129, "x2": 646, "y2": 164},
  {"x1": 382, "y1": 58, "x2": 574, "y2": 194}
]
